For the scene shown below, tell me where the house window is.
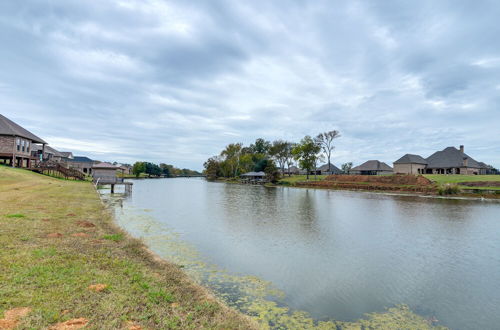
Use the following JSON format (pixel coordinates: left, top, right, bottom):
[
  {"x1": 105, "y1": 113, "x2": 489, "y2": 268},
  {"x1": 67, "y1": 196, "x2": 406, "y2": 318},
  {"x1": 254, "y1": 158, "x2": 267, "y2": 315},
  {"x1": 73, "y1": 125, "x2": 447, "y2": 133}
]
[
  {"x1": 26, "y1": 141, "x2": 30, "y2": 153},
  {"x1": 16, "y1": 138, "x2": 21, "y2": 151},
  {"x1": 21, "y1": 140, "x2": 25, "y2": 152}
]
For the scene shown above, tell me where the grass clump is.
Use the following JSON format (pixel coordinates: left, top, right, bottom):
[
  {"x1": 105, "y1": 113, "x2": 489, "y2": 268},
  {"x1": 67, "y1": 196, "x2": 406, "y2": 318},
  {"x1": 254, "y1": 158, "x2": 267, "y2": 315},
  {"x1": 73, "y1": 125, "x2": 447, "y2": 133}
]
[
  {"x1": 438, "y1": 183, "x2": 460, "y2": 195},
  {"x1": 5, "y1": 213, "x2": 25, "y2": 218},
  {"x1": 102, "y1": 233, "x2": 124, "y2": 242}
]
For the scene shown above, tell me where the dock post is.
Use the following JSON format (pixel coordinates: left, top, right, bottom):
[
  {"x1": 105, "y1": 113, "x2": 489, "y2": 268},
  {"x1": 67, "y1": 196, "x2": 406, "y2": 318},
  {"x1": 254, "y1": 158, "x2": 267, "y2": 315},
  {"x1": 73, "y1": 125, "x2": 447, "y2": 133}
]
[{"x1": 111, "y1": 184, "x2": 115, "y2": 194}]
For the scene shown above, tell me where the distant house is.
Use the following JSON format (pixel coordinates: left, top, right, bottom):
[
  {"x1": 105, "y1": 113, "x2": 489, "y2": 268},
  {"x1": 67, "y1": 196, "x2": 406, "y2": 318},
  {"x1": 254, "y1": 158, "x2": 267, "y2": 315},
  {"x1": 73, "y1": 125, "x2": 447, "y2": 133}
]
[
  {"x1": 92, "y1": 162, "x2": 120, "y2": 183},
  {"x1": 67, "y1": 156, "x2": 94, "y2": 174},
  {"x1": 393, "y1": 154, "x2": 428, "y2": 174},
  {"x1": 316, "y1": 163, "x2": 342, "y2": 175},
  {"x1": 351, "y1": 160, "x2": 393, "y2": 175},
  {"x1": 0, "y1": 114, "x2": 47, "y2": 168},
  {"x1": 394, "y1": 145, "x2": 488, "y2": 175},
  {"x1": 31, "y1": 145, "x2": 64, "y2": 162},
  {"x1": 59, "y1": 152, "x2": 74, "y2": 161},
  {"x1": 116, "y1": 164, "x2": 132, "y2": 175},
  {"x1": 284, "y1": 166, "x2": 300, "y2": 175}
]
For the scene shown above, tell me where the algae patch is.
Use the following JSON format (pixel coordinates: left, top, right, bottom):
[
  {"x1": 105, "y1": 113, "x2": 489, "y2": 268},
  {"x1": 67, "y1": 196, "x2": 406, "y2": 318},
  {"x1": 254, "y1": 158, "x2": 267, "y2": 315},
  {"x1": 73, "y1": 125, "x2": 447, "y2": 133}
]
[{"x1": 102, "y1": 193, "x2": 446, "y2": 329}]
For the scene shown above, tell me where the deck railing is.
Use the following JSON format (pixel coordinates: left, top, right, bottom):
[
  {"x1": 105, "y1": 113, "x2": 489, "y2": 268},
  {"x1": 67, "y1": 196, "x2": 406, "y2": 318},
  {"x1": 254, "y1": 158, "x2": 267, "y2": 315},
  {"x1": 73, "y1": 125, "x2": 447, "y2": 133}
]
[{"x1": 31, "y1": 161, "x2": 85, "y2": 180}]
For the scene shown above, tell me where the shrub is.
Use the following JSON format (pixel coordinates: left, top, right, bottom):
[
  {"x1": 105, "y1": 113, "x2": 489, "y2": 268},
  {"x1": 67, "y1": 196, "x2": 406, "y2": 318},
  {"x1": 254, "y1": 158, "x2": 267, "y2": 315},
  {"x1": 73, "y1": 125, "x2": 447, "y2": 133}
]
[{"x1": 437, "y1": 183, "x2": 460, "y2": 195}]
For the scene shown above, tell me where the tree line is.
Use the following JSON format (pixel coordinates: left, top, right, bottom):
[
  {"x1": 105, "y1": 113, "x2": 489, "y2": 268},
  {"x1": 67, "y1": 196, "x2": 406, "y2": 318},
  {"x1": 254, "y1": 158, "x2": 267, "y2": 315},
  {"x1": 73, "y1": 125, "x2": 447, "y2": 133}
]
[
  {"x1": 132, "y1": 162, "x2": 201, "y2": 178},
  {"x1": 203, "y1": 130, "x2": 348, "y2": 181}
]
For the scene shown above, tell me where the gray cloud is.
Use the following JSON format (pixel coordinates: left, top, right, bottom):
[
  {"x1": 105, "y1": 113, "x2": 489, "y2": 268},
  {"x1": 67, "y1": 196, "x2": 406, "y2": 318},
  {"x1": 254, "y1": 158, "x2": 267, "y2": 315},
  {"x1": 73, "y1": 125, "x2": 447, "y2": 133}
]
[{"x1": 1, "y1": 0, "x2": 499, "y2": 169}]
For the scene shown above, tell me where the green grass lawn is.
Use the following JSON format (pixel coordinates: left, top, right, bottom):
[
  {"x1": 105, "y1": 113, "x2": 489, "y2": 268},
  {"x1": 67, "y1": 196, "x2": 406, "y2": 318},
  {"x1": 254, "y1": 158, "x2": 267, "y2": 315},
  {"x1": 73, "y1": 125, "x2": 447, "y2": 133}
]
[
  {"x1": 424, "y1": 175, "x2": 500, "y2": 191},
  {"x1": 423, "y1": 174, "x2": 500, "y2": 183},
  {"x1": 0, "y1": 166, "x2": 254, "y2": 329}
]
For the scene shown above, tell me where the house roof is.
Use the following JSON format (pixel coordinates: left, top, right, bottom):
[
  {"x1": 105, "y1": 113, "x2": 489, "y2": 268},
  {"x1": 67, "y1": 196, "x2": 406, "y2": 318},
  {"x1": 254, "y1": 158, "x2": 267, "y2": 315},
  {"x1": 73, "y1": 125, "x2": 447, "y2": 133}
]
[
  {"x1": 352, "y1": 160, "x2": 393, "y2": 172},
  {"x1": 477, "y1": 162, "x2": 489, "y2": 169},
  {"x1": 0, "y1": 114, "x2": 47, "y2": 144},
  {"x1": 31, "y1": 144, "x2": 63, "y2": 157},
  {"x1": 45, "y1": 146, "x2": 63, "y2": 157},
  {"x1": 92, "y1": 162, "x2": 119, "y2": 169},
  {"x1": 426, "y1": 147, "x2": 481, "y2": 169},
  {"x1": 394, "y1": 154, "x2": 428, "y2": 165},
  {"x1": 317, "y1": 163, "x2": 342, "y2": 173},
  {"x1": 59, "y1": 152, "x2": 73, "y2": 158},
  {"x1": 241, "y1": 171, "x2": 265, "y2": 177},
  {"x1": 68, "y1": 156, "x2": 94, "y2": 163}
]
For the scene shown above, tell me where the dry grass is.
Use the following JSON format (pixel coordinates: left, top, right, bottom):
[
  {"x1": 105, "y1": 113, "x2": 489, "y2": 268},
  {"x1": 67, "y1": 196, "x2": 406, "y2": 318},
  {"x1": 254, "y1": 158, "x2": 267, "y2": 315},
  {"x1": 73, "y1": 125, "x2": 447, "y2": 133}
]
[{"x1": 0, "y1": 166, "x2": 256, "y2": 329}]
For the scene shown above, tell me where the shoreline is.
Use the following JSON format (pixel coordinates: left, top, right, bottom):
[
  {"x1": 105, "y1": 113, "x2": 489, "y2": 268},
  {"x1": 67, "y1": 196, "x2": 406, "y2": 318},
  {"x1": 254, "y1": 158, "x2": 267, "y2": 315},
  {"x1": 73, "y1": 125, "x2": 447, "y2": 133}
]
[
  {"x1": 209, "y1": 177, "x2": 500, "y2": 201},
  {"x1": 0, "y1": 166, "x2": 256, "y2": 329}
]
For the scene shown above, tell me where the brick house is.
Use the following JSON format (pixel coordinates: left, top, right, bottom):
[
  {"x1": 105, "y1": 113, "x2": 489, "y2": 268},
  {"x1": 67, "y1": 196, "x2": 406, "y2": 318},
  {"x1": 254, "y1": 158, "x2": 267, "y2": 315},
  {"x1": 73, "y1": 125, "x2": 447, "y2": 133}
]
[
  {"x1": 0, "y1": 114, "x2": 47, "y2": 168},
  {"x1": 350, "y1": 160, "x2": 393, "y2": 175},
  {"x1": 394, "y1": 146, "x2": 488, "y2": 175}
]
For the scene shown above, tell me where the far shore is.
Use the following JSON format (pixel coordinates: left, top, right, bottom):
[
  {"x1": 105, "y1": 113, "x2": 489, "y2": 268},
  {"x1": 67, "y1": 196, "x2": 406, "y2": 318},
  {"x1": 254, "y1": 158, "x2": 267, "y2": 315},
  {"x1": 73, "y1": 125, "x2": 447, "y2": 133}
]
[{"x1": 210, "y1": 174, "x2": 500, "y2": 200}]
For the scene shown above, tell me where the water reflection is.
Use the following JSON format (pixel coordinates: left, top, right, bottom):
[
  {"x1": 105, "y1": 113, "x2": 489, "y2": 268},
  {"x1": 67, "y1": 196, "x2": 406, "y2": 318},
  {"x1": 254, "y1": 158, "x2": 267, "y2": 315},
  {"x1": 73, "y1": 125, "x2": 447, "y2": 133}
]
[{"x1": 104, "y1": 179, "x2": 500, "y2": 330}]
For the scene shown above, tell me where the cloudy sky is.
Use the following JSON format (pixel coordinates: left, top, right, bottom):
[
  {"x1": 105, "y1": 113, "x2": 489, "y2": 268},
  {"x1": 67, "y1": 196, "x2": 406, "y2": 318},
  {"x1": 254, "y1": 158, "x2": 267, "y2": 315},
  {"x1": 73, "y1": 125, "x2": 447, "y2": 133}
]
[{"x1": 1, "y1": 0, "x2": 499, "y2": 170}]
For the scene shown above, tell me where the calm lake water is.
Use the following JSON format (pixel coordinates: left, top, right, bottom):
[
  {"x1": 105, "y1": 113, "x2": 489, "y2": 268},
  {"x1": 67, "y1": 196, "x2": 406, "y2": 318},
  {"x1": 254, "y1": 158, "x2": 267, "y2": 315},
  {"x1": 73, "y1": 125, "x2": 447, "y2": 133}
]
[{"x1": 104, "y1": 178, "x2": 500, "y2": 329}]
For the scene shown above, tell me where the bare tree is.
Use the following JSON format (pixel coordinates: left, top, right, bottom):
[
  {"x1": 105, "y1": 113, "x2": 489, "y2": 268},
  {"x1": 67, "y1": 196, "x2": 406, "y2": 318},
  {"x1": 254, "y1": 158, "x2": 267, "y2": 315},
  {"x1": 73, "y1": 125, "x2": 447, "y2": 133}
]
[{"x1": 315, "y1": 130, "x2": 341, "y2": 173}]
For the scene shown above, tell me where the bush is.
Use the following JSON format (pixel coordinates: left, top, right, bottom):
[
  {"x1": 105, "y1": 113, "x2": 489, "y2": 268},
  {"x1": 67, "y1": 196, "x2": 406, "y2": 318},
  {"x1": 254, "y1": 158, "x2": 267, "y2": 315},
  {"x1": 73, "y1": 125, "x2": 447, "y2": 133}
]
[{"x1": 437, "y1": 183, "x2": 460, "y2": 195}]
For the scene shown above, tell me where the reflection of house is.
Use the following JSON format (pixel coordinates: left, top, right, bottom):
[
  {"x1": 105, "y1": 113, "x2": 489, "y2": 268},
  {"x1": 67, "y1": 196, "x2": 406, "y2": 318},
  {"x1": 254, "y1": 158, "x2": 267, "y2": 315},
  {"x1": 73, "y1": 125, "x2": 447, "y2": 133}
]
[
  {"x1": 0, "y1": 114, "x2": 47, "y2": 168},
  {"x1": 67, "y1": 156, "x2": 94, "y2": 174},
  {"x1": 351, "y1": 160, "x2": 393, "y2": 175},
  {"x1": 394, "y1": 146, "x2": 487, "y2": 175}
]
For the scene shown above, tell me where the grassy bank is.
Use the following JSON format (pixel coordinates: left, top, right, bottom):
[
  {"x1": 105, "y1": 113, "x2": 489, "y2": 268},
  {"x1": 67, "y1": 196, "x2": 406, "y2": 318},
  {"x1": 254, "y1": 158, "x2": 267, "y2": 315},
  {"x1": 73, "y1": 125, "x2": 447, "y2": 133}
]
[
  {"x1": 424, "y1": 174, "x2": 500, "y2": 191},
  {"x1": 0, "y1": 166, "x2": 255, "y2": 329},
  {"x1": 278, "y1": 174, "x2": 500, "y2": 197}
]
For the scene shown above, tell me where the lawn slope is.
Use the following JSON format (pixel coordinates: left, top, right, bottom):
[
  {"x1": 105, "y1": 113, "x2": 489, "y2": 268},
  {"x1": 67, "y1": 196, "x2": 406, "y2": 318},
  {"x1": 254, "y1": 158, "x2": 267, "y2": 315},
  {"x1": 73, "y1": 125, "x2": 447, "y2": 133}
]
[{"x1": 0, "y1": 166, "x2": 255, "y2": 329}]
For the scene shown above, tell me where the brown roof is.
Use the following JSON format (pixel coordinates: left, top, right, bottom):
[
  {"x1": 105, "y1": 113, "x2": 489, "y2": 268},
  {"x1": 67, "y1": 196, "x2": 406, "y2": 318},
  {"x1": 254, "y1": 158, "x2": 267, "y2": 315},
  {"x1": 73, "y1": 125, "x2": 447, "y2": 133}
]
[
  {"x1": 426, "y1": 146, "x2": 481, "y2": 169},
  {"x1": 352, "y1": 160, "x2": 393, "y2": 172},
  {"x1": 394, "y1": 154, "x2": 428, "y2": 165},
  {"x1": 0, "y1": 114, "x2": 46, "y2": 144},
  {"x1": 92, "y1": 162, "x2": 119, "y2": 169}
]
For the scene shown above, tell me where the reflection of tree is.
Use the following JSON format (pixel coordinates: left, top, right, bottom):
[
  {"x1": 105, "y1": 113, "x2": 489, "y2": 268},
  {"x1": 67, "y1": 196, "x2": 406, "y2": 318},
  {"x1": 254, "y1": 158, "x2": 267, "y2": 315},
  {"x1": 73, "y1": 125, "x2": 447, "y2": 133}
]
[
  {"x1": 294, "y1": 189, "x2": 320, "y2": 240},
  {"x1": 217, "y1": 183, "x2": 321, "y2": 243}
]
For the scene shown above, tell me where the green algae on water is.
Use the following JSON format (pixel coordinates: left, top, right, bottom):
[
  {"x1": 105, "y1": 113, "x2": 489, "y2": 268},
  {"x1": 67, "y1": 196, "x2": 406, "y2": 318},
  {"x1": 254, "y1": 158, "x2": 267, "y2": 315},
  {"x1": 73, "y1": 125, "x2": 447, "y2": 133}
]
[{"x1": 103, "y1": 193, "x2": 447, "y2": 329}]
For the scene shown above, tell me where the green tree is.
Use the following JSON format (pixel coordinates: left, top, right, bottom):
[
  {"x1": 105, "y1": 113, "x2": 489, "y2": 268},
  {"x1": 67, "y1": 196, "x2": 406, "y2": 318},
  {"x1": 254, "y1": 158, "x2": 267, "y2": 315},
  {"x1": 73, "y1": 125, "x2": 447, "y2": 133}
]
[
  {"x1": 220, "y1": 143, "x2": 243, "y2": 177},
  {"x1": 145, "y1": 162, "x2": 162, "y2": 177},
  {"x1": 250, "y1": 138, "x2": 271, "y2": 155},
  {"x1": 341, "y1": 162, "x2": 353, "y2": 174},
  {"x1": 203, "y1": 157, "x2": 221, "y2": 180},
  {"x1": 292, "y1": 136, "x2": 322, "y2": 180},
  {"x1": 315, "y1": 130, "x2": 341, "y2": 173},
  {"x1": 159, "y1": 163, "x2": 171, "y2": 177},
  {"x1": 264, "y1": 160, "x2": 280, "y2": 183},
  {"x1": 132, "y1": 162, "x2": 146, "y2": 178},
  {"x1": 269, "y1": 140, "x2": 293, "y2": 176}
]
